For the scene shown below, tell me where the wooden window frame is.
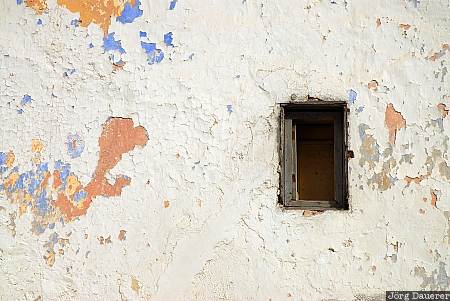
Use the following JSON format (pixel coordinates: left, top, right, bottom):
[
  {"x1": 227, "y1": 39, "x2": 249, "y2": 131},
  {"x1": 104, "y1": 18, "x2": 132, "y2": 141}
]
[{"x1": 280, "y1": 101, "x2": 349, "y2": 210}]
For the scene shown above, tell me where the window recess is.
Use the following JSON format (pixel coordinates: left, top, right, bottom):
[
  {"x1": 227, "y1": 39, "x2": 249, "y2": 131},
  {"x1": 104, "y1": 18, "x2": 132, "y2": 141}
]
[{"x1": 280, "y1": 101, "x2": 349, "y2": 210}]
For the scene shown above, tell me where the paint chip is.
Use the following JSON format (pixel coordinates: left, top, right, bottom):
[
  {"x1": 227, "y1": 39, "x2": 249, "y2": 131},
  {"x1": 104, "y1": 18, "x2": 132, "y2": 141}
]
[
  {"x1": 169, "y1": 0, "x2": 177, "y2": 10},
  {"x1": 399, "y1": 23, "x2": 411, "y2": 30},
  {"x1": 376, "y1": 18, "x2": 381, "y2": 27},
  {"x1": 385, "y1": 103, "x2": 406, "y2": 145},
  {"x1": 163, "y1": 199, "x2": 170, "y2": 208},
  {"x1": 430, "y1": 190, "x2": 438, "y2": 208},
  {"x1": 131, "y1": 276, "x2": 140, "y2": 294},
  {"x1": 347, "y1": 89, "x2": 357, "y2": 104},
  {"x1": 66, "y1": 133, "x2": 85, "y2": 159},
  {"x1": 118, "y1": 230, "x2": 127, "y2": 241},
  {"x1": 164, "y1": 32, "x2": 173, "y2": 46},
  {"x1": 368, "y1": 80, "x2": 378, "y2": 90},
  {"x1": 437, "y1": 103, "x2": 449, "y2": 118}
]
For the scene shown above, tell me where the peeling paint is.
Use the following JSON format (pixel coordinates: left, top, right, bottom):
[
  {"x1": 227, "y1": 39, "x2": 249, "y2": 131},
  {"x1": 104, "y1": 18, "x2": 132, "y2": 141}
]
[
  {"x1": 358, "y1": 124, "x2": 380, "y2": 168},
  {"x1": 25, "y1": 0, "x2": 47, "y2": 14},
  {"x1": 385, "y1": 103, "x2": 406, "y2": 145},
  {"x1": 437, "y1": 103, "x2": 449, "y2": 118},
  {"x1": 427, "y1": 44, "x2": 449, "y2": 61},
  {"x1": 2, "y1": 1, "x2": 450, "y2": 300},
  {"x1": 56, "y1": 0, "x2": 136, "y2": 35},
  {"x1": 0, "y1": 117, "x2": 148, "y2": 240}
]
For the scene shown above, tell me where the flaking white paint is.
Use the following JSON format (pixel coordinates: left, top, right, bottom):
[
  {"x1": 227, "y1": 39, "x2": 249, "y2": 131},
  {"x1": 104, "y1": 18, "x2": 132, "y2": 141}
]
[{"x1": 0, "y1": 0, "x2": 449, "y2": 300}]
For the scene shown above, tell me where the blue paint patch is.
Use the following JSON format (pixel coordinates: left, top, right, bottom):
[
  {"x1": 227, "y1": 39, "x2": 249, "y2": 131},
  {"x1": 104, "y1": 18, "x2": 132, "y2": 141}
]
[
  {"x1": 164, "y1": 32, "x2": 173, "y2": 46},
  {"x1": 37, "y1": 162, "x2": 48, "y2": 173},
  {"x1": 63, "y1": 68, "x2": 76, "y2": 77},
  {"x1": 36, "y1": 190, "x2": 48, "y2": 215},
  {"x1": 48, "y1": 232, "x2": 59, "y2": 243},
  {"x1": 15, "y1": 173, "x2": 28, "y2": 190},
  {"x1": 16, "y1": 0, "x2": 23, "y2": 5},
  {"x1": 117, "y1": 0, "x2": 143, "y2": 24},
  {"x1": 17, "y1": 109, "x2": 24, "y2": 114},
  {"x1": 227, "y1": 104, "x2": 233, "y2": 113},
  {"x1": 103, "y1": 33, "x2": 126, "y2": 54},
  {"x1": 88, "y1": 43, "x2": 94, "y2": 48},
  {"x1": 70, "y1": 19, "x2": 80, "y2": 27},
  {"x1": 169, "y1": 0, "x2": 177, "y2": 10},
  {"x1": 54, "y1": 160, "x2": 71, "y2": 183},
  {"x1": 37, "y1": 19, "x2": 43, "y2": 25},
  {"x1": 66, "y1": 133, "x2": 85, "y2": 159},
  {"x1": 347, "y1": 89, "x2": 357, "y2": 105},
  {"x1": 103, "y1": 33, "x2": 126, "y2": 64},
  {"x1": 28, "y1": 178, "x2": 40, "y2": 195},
  {"x1": 21, "y1": 94, "x2": 32, "y2": 106},
  {"x1": 139, "y1": 31, "x2": 147, "y2": 37},
  {"x1": 0, "y1": 152, "x2": 6, "y2": 165},
  {"x1": 356, "y1": 106, "x2": 364, "y2": 113},
  {"x1": 48, "y1": 223, "x2": 55, "y2": 229},
  {"x1": 141, "y1": 42, "x2": 164, "y2": 64},
  {"x1": 74, "y1": 190, "x2": 87, "y2": 203}
]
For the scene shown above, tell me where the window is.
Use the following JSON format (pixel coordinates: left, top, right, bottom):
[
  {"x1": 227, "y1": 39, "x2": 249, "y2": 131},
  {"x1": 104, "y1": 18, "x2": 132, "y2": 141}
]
[{"x1": 280, "y1": 100, "x2": 349, "y2": 210}]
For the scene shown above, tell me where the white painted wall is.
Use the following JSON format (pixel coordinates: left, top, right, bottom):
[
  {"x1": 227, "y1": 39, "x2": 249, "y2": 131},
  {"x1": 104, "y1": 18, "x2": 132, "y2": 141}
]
[{"x1": 0, "y1": 0, "x2": 449, "y2": 300}]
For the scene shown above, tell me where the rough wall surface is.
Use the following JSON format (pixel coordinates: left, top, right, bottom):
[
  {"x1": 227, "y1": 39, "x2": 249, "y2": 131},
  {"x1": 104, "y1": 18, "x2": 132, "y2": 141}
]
[{"x1": 0, "y1": 0, "x2": 449, "y2": 300}]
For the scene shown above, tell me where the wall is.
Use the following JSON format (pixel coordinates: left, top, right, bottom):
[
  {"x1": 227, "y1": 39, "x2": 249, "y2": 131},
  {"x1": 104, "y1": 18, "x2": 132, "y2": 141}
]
[{"x1": 0, "y1": 0, "x2": 449, "y2": 300}]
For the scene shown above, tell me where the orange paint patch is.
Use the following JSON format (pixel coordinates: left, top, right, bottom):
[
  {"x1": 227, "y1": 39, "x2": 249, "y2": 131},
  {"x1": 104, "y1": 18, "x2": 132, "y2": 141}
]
[
  {"x1": 399, "y1": 23, "x2": 411, "y2": 30},
  {"x1": 56, "y1": 0, "x2": 133, "y2": 35},
  {"x1": 430, "y1": 190, "x2": 438, "y2": 208},
  {"x1": 131, "y1": 276, "x2": 140, "y2": 294},
  {"x1": 6, "y1": 151, "x2": 15, "y2": 168},
  {"x1": 118, "y1": 229, "x2": 127, "y2": 241},
  {"x1": 163, "y1": 199, "x2": 170, "y2": 208},
  {"x1": 368, "y1": 80, "x2": 378, "y2": 90},
  {"x1": 55, "y1": 117, "x2": 148, "y2": 220},
  {"x1": 427, "y1": 44, "x2": 449, "y2": 61},
  {"x1": 25, "y1": 0, "x2": 47, "y2": 14},
  {"x1": 404, "y1": 175, "x2": 428, "y2": 185},
  {"x1": 31, "y1": 139, "x2": 44, "y2": 153},
  {"x1": 385, "y1": 103, "x2": 406, "y2": 145},
  {"x1": 437, "y1": 103, "x2": 449, "y2": 118}
]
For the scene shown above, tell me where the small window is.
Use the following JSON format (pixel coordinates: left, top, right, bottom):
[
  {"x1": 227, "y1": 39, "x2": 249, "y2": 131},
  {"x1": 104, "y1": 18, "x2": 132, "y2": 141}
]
[{"x1": 280, "y1": 100, "x2": 349, "y2": 210}]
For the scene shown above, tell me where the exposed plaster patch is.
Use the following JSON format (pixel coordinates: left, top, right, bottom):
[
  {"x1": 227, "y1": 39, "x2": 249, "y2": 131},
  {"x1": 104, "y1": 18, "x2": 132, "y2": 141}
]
[
  {"x1": 445, "y1": 211, "x2": 450, "y2": 244},
  {"x1": 98, "y1": 235, "x2": 112, "y2": 245},
  {"x1": 427, "y1": 44, "x2": 449, "y2": 62},
  {"x1": 415, "y1": 262, "x2": 449, "y2": 289},
  {"x1": 404, "y1": 174, "x2": 428, "y2": 186},
  {"x1": 437, "y1": 103, "x2": 449, "y2": 118},
  {"x1": 302, "y1": 210, "x2": 323, "y2": 217},
  {"x1": 358, "y1": 124, "x2": 380, "y2": 168},
  {"x1": 385, "y1": 103, "x2": 406, "y2": 145},
  {"x1": 131, "y1": 276, "x2": 141, "y2": 294},
  {"x1": 368, "y1": 157, "x2": 397, "y2": 191}
]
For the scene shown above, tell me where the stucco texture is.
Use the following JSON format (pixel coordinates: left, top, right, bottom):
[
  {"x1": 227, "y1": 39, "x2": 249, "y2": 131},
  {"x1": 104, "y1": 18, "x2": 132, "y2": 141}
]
[{"x1": 0, "y1": 0, "x2": 449, "y2": 300}]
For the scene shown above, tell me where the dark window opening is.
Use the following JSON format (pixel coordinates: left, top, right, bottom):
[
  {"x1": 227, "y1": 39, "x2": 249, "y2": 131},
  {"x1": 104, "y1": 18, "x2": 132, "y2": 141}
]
[{"x1": 280, "y1": 101, "x2": 349, "y2": 210}]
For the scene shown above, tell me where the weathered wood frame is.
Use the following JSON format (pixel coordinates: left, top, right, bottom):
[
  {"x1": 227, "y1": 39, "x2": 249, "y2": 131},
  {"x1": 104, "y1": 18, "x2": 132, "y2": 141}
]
[{"x1": 280, "y1": 101, "x2": 349, "y2": 210}]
